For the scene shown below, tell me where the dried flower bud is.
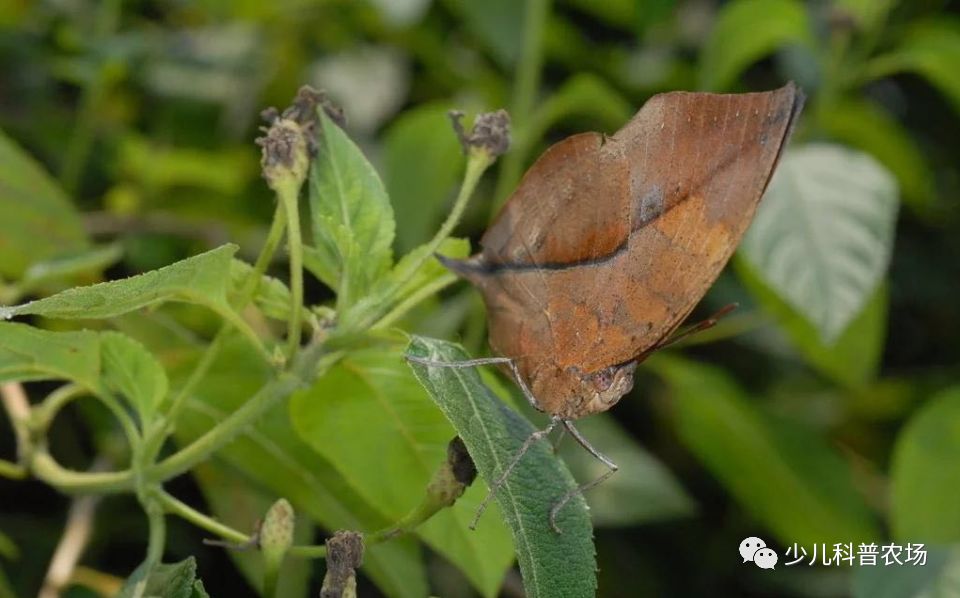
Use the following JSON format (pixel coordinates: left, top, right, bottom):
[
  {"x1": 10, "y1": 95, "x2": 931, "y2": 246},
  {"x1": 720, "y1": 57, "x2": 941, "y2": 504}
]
[
  {"x1": 321, "y1": 530, "x2": 364, "y2": 598},
  {"x1": 426, "y1": 436, "x2": 477, "y2": 508},
  {"x1": 256, "y1": 85, "x2": 345, "y2": 191},
  {"x1": 449, "y1": 109, "x2": 511, "y2": 158}
]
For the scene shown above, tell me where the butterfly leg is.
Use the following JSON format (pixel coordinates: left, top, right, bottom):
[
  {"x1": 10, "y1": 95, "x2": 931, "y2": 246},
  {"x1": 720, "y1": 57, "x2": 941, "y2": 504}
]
[
  {"x1": 469, "y1": 416, "x2": 561, "y2": 530},
  {"x1": 405, "y1": 354, "x2": 540, "y2": 411},
  {"x1": 549, "y1": 420, "x2": 619, "y2": 533}
]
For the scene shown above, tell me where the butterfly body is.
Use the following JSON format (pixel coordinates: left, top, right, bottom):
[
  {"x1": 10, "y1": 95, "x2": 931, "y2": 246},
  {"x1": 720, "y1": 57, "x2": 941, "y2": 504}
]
[{"x1": 444, "y1": 83, "x2": 804, "y2": 420}]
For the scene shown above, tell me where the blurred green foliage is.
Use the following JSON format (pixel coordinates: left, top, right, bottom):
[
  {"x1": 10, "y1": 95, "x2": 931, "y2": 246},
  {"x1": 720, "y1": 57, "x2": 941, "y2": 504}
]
[{"x1": 2, "y1": 0, "x2": 960, "y2": 596}]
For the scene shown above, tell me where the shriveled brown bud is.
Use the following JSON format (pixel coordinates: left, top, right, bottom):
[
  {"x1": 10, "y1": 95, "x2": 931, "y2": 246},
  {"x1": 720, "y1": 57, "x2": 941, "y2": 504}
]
[
  {"x1": 449, "y1": 109, "x2": 511, "y2": 158},
  {"x1": 321, "y1": 530, "x2": 364, "y2": 598}
]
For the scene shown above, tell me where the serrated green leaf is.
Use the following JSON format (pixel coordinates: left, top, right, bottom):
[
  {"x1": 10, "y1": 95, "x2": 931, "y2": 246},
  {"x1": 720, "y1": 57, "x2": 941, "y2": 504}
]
[
  {"x1": 0, "y1": 322, "x2": 102, "y2": 390},
  {"x1": 699, "y1": 0, "x2": 814, "y2": 90},
  {"x1": 650, "y1": 354, "x2": 880, "y2": 547},
  {"x1": 229, "y1": 259, "x2": 292, "y2": 320},
  {"x1": 819, "y1": 98, "x2": 934, "y2": 212},
  {"x1": 891, "y1": 387, "x2": 960, "y2": 543},
  {"x1": 741, "y1": 143, "x2": 899, "y2": 343},
  {"x1": 407, "y1": 336, "x2": 597, "y2": 598},
  {"x1": 170, "y1": 335, "x2": 428, "y2": 598},
  {"x1": 0, "y1": 244, "x2": 239, "y2": 322},
  {"x1": 559, "y1": 414, "x2": 695, "y2": 527},
  {"x1": 309, "y1": 110, "x2": 395, "y2": 308},
  {"x1": 852, "y1": 546, "x2": 960, "y2": 598},
  {"x1": 101, "y1": 331, "x2": 168, "y2": 422},
  {"x1": 290, "y1": 346, "x2": 514, "y2": 597},
  {"x1": 383, "y1": 103, "x2": 465, "y2": 254},
  {"x1": 864, "y1": 18, "x2": 960, "y2": 116},
  {"x1": 117, "y1": 557, "x2": 201, "y2": 598},
  {"x1": 0, "y1": 128, "x2": 89, "y2": 281},
  {"x1": 737, "y1": 257, "x2": 888, "y2": 388}
]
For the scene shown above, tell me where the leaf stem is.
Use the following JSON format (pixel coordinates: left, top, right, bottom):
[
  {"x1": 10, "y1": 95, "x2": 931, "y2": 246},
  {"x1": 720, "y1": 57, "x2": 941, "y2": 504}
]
[
  {"x1": 32, "y1": 384, "x2": 89, "y2": 432},
  {"x1": 157, "y1": 491, "x2": 251, "y2": 545},
  {"x1": 0, "y1": 459, "x2": 25, "y2": 480},
  {"x1": 355, "y1": 152, "x2": 493, "y2": 331},
  {"x1": 278, "y1": 182, "x2": 305, "y2": 359},
  {"x1": 149, "y1": 373, "x2": 302, "y2": 482},
  {"x1": 30, "y1": 452, "x2": 134, "y2": 494},
  {"x1": 143, "y1": 498, "x2": 166, "y2": 568},
  {"x1": 370, "y1": 273, "x2": 458, "y2": 331}
]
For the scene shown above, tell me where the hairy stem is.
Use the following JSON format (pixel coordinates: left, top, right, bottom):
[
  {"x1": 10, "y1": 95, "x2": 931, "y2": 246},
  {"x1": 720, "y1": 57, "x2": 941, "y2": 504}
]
[
  {"x1": 278, "y1": 182, "x2": 305, "y2": 359},
  {"x1": 157, "y1": 491, "x2": 250, "y2": 545}
]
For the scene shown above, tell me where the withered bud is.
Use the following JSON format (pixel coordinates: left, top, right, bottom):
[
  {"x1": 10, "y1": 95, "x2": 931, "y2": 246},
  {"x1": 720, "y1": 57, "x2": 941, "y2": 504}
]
[
  {"x1": 449, "y1": 109, "x2": 511, "y2": 158},
  {"x1": 448, "y1": 436, "x2": 478, "y2": 486},
  {"x1": 426, "y1": 436, "x2": 477, "y2": 508},
  {"x1": 256, "y1": 85, "x2": 345, "y2": 190},
  {"x1": 321, "y1": 530, "x2": 364, "y2": 598}
]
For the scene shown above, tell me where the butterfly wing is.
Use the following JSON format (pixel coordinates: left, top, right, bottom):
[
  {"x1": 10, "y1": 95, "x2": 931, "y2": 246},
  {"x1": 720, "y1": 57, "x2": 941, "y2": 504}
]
[{"x1": 447, "y1": 83, "x2": 803, "y2": 414}]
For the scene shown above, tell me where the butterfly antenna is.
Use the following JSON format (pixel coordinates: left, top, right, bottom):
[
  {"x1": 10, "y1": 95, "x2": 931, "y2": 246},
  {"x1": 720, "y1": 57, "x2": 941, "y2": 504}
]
[
  {"x1": 656, "y1": 302, "x2": 739, "y2": 350},
  {"x1": 470, "y1": 417, "x2": 560, "y2": 530},
  {"x1": 549, "y1": 420, "x2": 619, "y2": 533}
]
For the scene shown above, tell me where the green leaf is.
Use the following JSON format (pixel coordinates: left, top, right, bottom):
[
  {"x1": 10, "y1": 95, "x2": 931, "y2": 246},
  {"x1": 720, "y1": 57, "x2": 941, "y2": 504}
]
[
  {"x1": 891, "y1": 387, "x2": 960, "y2": 543},
  {"x1": 117, "y1": 556, "x2": 203, "y2": 598},
  {"x1": 0, "y1": 322, "x2": 102, "y2": 390},
  {"x1": 852, "y1": 546, "x2": 960, "y2": 598},
  {"x1": 699, "y1": 0, "x2": 814, "y2": 90},
  {"x1": 0, "y1": 244, "x2": 239, "y2": 322},
  {"x1": 407, "y1": 336, "x2": 597, "y2": 598},
  {"x1": 290, "y1": 346, "x2": 514, "y2": 597},
  {"x1": 649, "y1": 354, "x2": 880, "y2": 546},
  {"x1": 343, "y1": 238, "x2": 471, "y2": 331},
  {"x1": 229, "y1": 259, "x2": 292, "y2": 320},
  {"x1": 818, "y1": 98, "x2": 935, "y2": 212},
  {"x1": 170, "y1": 335, "x2": 428, "y2": 598},
  {"x1": 737, "y1": 258, "x2": 888, "y2": 388},
  {"x1": 0, "y1": 128, "x2": 90, "y2": 281},
  {"x1": 383, "y1": 103, "x2": 465, "y2": 254},
  {"x1": 530, "y1": 73, "x2": 633, "y2": 137},
  {"x1": 833, "y1": 0, "x2": 897, "y2": 34},
  {"x1": 309, "y1": 109, "x2": 395, "y2": 308},
  {"x1": 449, "y1": 0, "x2": 525, "y2": 67},
  {"x1": 740, "y1": 143, "x2": 899, "y2": 343},
  {"x1": 4, "y1": 243, "x2": 123, "y2": 303},
  {"x1": 559, "y1": 414, "x2": 696, "y2": 527},
  {"x1": 100, "y1": 331, "x2": 168, "y2": 422},
  {"x1": 864, "y1": 18, "x2": 960, "y2": 116}
]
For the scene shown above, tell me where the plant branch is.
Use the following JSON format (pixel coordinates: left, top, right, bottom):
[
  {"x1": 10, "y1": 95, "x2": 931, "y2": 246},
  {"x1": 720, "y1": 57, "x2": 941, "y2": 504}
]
[
  {"x1": 278, "y1": 182, "x2": 305, "y2": 359},
  {"x1": 157, "y1": 490, "x2": 251, "y2": 545},
  {"x1": 30, "y1": 452, "x2": 134, "y2": 494}
]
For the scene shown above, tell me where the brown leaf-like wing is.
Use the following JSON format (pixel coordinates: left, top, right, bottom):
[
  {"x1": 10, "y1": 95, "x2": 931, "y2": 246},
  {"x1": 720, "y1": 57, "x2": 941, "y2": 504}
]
[{"x1": 448, "y1": 83, "x2": 803, "y2": 416}]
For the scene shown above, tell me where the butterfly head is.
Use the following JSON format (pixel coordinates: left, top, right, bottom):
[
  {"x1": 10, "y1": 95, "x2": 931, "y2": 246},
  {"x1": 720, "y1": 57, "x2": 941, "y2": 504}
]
[{"x1": 532, "y1": 361, "x2": 637, "y2": 419}]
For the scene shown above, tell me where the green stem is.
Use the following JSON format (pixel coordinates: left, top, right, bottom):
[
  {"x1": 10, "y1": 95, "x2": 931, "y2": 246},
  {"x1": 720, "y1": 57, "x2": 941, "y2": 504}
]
[
  {"x1": 157, "y1": 491, "x2": 250, "y2": 544},
  {"x1": 278, "y1": 182, "x2": 305, "y2": 359},
  {"x1": 370, "y1": 273, "x2": 458, "y2": 331},
  {"x1": 146, "y1": 203, "x2": 288, "y2": 463},
  {"x1": 0, "y1": 459, "x2": 25, "y2": 480},
  {"x1": 32, "y1": 384, "x2": 88, "y2": 432},
  {"x1": 149, "y1": 374, "x2": 302, "y2": 482},
  {"x1": 354, "y1": 153, "x2": 494, "y2": 331},
  {"x1": 144, "y1": 499, "x2": 166, "y2": 568},
  {"x1": 30, "y1": 452, "x2": 134, "y2": 494},
  {"x1": 59, "y1": 0, "x2": 122, "y2": 195},
  {"x1": 490, "y1": 0, "x2": 550, "y2": 214}
]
